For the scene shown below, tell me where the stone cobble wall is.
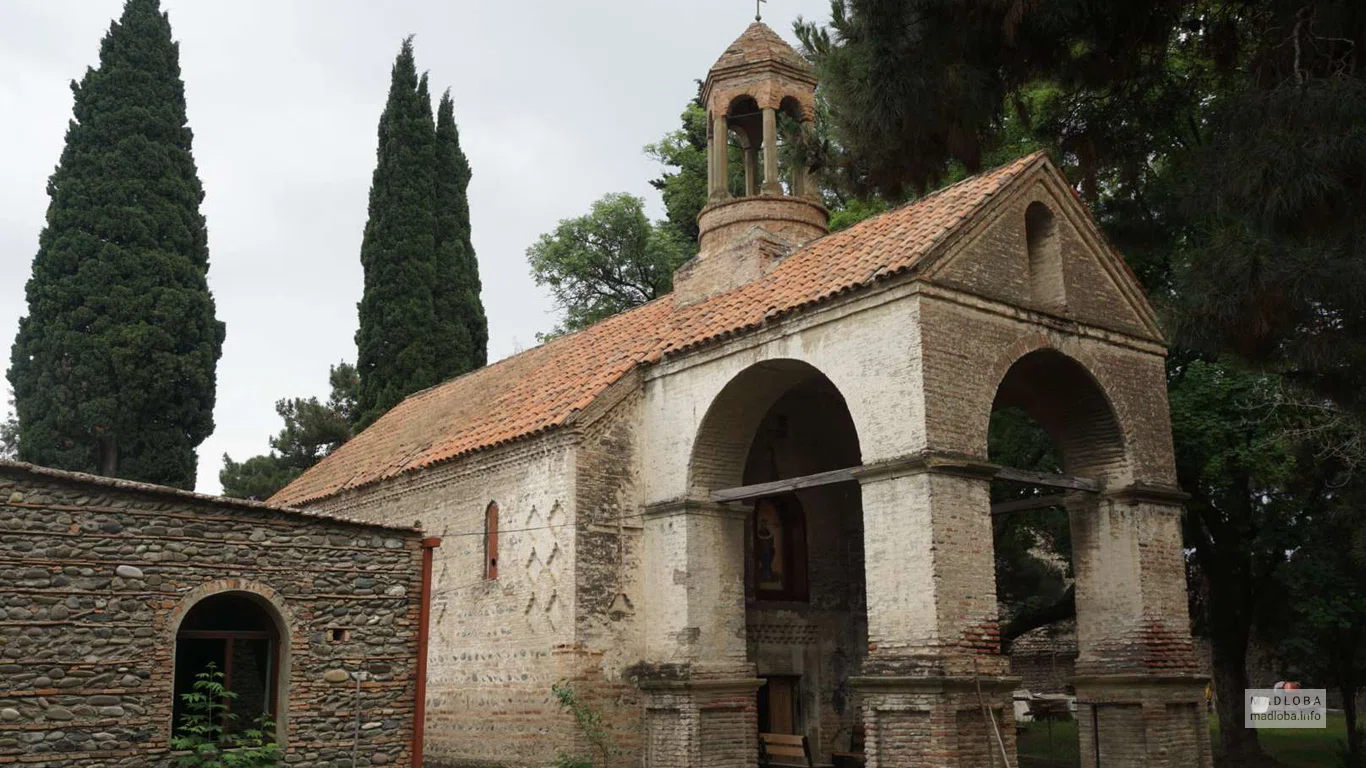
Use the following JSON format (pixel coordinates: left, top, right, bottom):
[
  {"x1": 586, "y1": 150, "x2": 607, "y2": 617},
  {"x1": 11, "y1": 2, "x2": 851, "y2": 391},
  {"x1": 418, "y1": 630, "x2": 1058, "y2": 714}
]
[
  {"x1": 0, "y1": 461, "x2": 423, "y2": 768},
  {"x1": 310, "y1": 438, "x2": 579, "y2": 768}
]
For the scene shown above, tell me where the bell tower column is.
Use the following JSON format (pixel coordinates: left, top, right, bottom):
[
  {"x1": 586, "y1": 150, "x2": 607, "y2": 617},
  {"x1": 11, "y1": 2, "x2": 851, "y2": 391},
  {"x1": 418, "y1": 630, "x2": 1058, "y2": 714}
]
[
  {"x1": 761, "y1": 107, "x2": 781, "y2": 195},
  {"x1": 743, "y1": 144, "x2": 759, "y2": 196},
  {"x1": 710, "y1": 114, "x2": 730, "y2": 201},
  {"x1": 791, "y1": 119, "x2": 814, "y2": 198}
]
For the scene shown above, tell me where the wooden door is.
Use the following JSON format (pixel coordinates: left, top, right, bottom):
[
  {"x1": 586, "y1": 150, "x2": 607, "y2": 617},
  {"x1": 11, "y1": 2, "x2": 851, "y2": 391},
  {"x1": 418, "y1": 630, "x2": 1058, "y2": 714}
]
[{"x1": 759, "y1": 676, "x2": 800, "y2": 734}]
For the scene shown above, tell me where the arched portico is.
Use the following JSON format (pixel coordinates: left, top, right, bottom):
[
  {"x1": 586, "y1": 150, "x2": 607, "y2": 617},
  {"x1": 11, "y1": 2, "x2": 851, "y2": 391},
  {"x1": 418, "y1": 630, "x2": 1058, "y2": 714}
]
[{"x1": 639, "y1": 358, "x2": 868, "y2": 768}]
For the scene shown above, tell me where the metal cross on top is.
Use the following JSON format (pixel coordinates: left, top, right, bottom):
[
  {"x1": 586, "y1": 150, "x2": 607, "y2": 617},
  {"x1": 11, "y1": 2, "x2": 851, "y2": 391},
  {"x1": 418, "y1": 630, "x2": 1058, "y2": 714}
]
[{"x1": 756, "y1": 0, "x2": 766, "y2": 22}]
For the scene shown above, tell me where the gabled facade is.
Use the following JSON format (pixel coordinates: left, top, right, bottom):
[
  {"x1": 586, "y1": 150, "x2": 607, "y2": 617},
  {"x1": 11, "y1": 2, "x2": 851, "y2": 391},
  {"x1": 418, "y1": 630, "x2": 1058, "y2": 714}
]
[{"x1": 275, "y1": 21, "x2": 1210, "y2": 768}]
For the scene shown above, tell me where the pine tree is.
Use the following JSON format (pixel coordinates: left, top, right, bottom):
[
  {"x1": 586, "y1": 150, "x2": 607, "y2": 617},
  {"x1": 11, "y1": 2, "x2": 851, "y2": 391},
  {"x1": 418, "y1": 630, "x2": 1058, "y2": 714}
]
[
  {"x1": 220, "y1": 362, "x2": 358, "y2": 501},
  {"x1": 354, "y1": 38, "x2": 441, "y2": 428},
  {"x1": 7, "y1": 0, "x2": 224, "y2": 489},
  {"x1": 434, "y1": 89, "x2": 487, "y2": 371}
]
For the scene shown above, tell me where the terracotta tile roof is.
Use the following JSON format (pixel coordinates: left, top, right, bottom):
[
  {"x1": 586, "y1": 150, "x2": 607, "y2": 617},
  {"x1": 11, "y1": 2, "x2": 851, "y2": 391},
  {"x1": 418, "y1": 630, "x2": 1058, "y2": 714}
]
[
  {"x1": 270, "y1": 152, "x2": 1044, "y2": 507},
  {"x1": 710, "y1": 21, "x2": 811, "y2": 75}
]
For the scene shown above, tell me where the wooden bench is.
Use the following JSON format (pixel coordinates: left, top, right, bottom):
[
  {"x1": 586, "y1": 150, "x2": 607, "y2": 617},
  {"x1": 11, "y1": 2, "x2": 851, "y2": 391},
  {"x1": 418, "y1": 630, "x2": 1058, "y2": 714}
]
[{"x1": 759, "y1": 732, "x2": 833, "y2": 768}]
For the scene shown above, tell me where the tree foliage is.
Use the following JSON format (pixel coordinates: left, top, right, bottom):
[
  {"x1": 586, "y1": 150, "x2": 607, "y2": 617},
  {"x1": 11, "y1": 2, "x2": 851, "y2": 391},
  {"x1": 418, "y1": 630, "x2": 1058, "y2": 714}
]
[
  {"x1": 551, "y1": 681, "x2": 620, "y2": 768},
  {"x1": 434, "y1": 89, "x2": 488, "y2": 371},
  {"x1": 220, "y1": 363, "x2": 357, "y2": 501},
  {"x1": 1278, "y1": 505, "x2": 1366, "y2": 767},
  {"x1": 171, "y1": 663, "x2": 280, "y2": 767},
  {"x1": 1170, "y1": 358, "x2": 1310, "y2": 760},
  {"x1": 527, "y1": 194, "x2": 688, "y2": 337},
  {"x1": 644, "y1": 91, "x2": 748, "y2": 244},
  {"x1": 1, "y1": 392, "x2": 17, "y2": 461},
  {"x1": 354, "y1": 38, "x2": 485, "y2": 428},
  {"x1": 7, "y1": 0, "x2": 224, "y2": 489},
  {"x1": 797, "y1": 0, "x2": 1366, "y2": 413},
  {"x1": 987, "y1": 407, "x2": 1072, "y2": 647}
]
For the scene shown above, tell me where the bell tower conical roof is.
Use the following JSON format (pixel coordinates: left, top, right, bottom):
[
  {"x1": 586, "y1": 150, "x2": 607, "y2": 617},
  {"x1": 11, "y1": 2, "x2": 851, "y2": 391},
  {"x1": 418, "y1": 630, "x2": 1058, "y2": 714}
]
[
  {"x1": 708, "y1": 21, "x2": 813, "y2": 76},
  {"x1": 701, "y1": 21, "x2": 818, "y2": 125}
]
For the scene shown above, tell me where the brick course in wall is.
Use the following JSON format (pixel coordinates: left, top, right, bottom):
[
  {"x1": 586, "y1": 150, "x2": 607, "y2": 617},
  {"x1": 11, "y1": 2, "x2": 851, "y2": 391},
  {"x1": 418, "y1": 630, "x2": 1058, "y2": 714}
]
[{"x1": 0, "y1": 460, "x2": 424, "y2": 768}]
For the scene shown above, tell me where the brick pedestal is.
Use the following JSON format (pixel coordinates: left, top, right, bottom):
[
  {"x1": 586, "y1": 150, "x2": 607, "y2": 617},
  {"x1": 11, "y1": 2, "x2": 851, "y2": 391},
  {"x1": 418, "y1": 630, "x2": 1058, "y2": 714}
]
[
  {"x1": 1072, "y1": 675, "x2": 1213, "y2": 768},
  {"x1": 637, "y1": 668, "x2": 763, "y2": 768},
  {"x1": 852, "y1": 671, "x2": 1017, "y2": 768},
  {"x1": 1068, "y1": 491, "x2": 1213, "y2": 768}
]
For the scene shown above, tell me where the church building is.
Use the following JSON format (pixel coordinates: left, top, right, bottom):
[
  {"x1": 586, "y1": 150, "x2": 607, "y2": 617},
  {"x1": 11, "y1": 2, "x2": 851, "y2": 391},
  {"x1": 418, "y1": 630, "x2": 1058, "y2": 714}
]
[{"x1": 273, "y1": 21, "x2": 1212, "y2": 768}]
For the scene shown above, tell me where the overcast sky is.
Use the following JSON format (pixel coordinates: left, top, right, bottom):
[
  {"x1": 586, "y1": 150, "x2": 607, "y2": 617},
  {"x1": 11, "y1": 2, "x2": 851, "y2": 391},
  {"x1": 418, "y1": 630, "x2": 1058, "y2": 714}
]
[{"x1": 0, "y1": 0, "x2": 831, "y2": 493}]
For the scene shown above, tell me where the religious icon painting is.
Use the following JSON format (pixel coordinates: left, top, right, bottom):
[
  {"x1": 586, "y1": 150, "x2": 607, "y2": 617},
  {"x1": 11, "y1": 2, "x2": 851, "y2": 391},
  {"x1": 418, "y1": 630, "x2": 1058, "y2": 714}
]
[
  {"x1": 755, "y1": 499, "x2": 786, "y2": 592},
  {"x1": 753, "y1": 495, "x2": 808, "y2": 601}
]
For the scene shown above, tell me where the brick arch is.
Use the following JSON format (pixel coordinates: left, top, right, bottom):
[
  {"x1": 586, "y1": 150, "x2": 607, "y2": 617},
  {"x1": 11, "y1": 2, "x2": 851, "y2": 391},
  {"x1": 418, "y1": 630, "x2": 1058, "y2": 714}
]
[
  {"x1": 778, "y1": 95, "x2": 805, "y2": 121},
  {"x1": 726, "y1": 93, "x2": 760, "y2": 119},
  {"x1": 709, "y1": 86, "x2": 816, "y2": 122},
  {"x1": 688, "y1": 358, "x2": 862, "y2": 495},
  {"x1": 981, "y1": 335, "x2": 1132, "y2": 485},
  {"x1": 167, "y1": 578, "x2": 294, "y2": 637},
  {"x1": 166, "y1": 579, "x2": 294, "y2": 744}
]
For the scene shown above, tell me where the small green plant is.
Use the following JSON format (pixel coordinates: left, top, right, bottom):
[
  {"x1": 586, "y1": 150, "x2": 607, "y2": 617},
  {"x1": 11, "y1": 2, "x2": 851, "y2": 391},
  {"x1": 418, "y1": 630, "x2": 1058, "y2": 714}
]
[
  {"x1": 171, "y1": 663, "x2": 282, "y2": 768},
  {"x1": 552, "y1": 681, "x2": 619, "y2": 768}
]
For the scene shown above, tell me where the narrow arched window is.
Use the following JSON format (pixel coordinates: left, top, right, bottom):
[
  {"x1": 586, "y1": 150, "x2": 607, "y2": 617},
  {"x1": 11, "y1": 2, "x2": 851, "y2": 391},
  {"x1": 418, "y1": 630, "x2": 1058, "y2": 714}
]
[
  {"x1": 1025, "y1": 201, "x2": 1066, "y2": 310},
  {"x1": 484, "y1": 502, "x2": 499, "y2": 580}
]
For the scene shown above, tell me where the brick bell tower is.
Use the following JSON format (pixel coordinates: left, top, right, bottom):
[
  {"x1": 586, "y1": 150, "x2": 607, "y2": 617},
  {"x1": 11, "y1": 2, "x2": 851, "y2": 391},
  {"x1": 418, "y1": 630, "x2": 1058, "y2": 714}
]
[{"x1": 673, "y1": 21, "x2": 829, "y2": 304}]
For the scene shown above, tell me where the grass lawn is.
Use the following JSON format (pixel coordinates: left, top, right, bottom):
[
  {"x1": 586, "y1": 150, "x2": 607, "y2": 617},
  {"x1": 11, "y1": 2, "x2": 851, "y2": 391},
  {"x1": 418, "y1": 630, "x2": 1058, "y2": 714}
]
[{"x1": 1016, "y1": 711, "x2": 1351, "y2": 767}]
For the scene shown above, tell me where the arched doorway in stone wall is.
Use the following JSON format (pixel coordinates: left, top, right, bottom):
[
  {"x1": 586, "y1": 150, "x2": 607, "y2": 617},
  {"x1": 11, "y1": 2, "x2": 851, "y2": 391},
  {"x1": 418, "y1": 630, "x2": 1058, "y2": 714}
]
[
  {"x1": 688, "y1": 359, "x2": 868, "y2": 763},
  {"x1": 172, "y1": 592, "x2": 286, "y2": 742}
]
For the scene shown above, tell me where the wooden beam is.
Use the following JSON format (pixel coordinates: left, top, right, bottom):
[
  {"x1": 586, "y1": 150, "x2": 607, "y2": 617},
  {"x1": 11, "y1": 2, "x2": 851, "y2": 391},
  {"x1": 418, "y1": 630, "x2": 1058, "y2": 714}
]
[
  {"x1": 710, "y1": 466, "x2": 859, "y2": 504},
  {"x1": 710, "y1": 463, "x2": 1099, "y2": 505},
  {"x1": 990, "y1": 494, "x2": 1068, "y2": 516},
  {"x1": 994, "y1": 466, "x2": 1100, "y2": 493}
]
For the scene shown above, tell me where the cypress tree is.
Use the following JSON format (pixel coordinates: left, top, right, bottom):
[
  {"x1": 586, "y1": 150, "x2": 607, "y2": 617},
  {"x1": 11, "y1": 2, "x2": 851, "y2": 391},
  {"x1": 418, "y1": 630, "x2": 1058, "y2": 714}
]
[
  {"x1": 7, "y1": 0, "x2": 224, "y2": 489},
  {"x1": 355, "y1": 41, "x2": 490, "y2": 428},
  {"x1": 434, "y1": 89, "x2": 488, "y2": 371},
  {"x1": 354, "y1": 38, "x2": 441, "y2": 428}
]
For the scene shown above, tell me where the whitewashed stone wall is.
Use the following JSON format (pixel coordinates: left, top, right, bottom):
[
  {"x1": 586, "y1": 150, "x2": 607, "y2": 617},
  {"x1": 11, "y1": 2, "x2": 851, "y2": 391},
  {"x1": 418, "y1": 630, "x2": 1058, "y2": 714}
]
[{"x1": 311, "y1": 437, "x2": 578, "y2": 768}]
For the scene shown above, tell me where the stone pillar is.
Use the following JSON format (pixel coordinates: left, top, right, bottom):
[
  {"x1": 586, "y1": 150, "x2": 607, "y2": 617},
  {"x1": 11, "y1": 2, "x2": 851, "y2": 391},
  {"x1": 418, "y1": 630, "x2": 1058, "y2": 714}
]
[
  {"x1": 637, "y1": 499, "x2": 759, "y2": 768},
  {"x1": 850, "y1": 457, "x2": 1017, "y2": 768},
  {"x1": 761, "y1": 107, "x2": 781, "y2": 195},
  {"x1": 791, "y1": 120, "x2": 813, "y2": 198},
  {"x1": 706, "y1": 122, "x2": 714, "y2": 196},
  {"x1": 744, "y1": 146, "x2": 759, "y2": 197},
  {"x1": 1069, "y1": 489, "x2": 1212, "y2": 768},
  {"x1": 711, "y1": 115, "x2": 731, "y2": 201}
]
